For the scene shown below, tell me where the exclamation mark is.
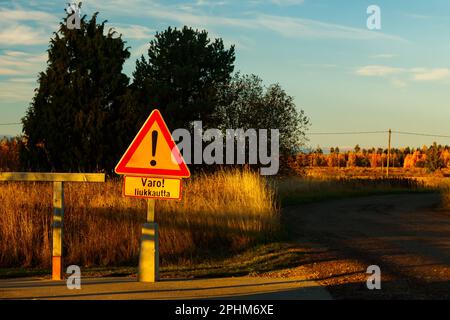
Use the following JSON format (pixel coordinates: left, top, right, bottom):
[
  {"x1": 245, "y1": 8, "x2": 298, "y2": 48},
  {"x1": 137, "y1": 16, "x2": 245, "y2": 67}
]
[{"x1": 150, "y1": 130, "x2": 158, "y2": 166}]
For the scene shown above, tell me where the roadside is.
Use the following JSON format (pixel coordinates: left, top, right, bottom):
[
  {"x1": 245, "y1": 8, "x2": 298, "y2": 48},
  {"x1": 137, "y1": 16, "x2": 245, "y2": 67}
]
[{"x1": 0, "y1": 276, "x2": 331, "y2": 300}]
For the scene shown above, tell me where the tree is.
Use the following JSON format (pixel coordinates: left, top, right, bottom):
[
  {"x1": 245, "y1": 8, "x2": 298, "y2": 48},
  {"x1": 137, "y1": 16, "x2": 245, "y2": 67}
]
[
  {"x1": 217, "y1": 73, "x2": 310, "y2": 155},
  {"x1": 0, "y1": 137, "x2": 23, "y2": 171},
  {"x1": 131, "y1": 26, "x2": 235, "y2": 130},
  {"x1": 426, "y1": 142, "x2": 444, "y2": 172},
  {"x1": 22, "y1": 8, "x2": 131, "y2": 172}
]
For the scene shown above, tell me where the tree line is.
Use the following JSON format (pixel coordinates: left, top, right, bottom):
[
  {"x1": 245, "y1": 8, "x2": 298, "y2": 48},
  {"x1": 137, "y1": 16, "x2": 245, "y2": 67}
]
[
  {"x1": 3, "y1": 137, "x2": 449, "y2": 173},
  {"x1": 13, "y1": 6, "x2": 308, "y2": 173},
  {"x1": 287, "y1": 142, "x2": 450, "y2": 172}
]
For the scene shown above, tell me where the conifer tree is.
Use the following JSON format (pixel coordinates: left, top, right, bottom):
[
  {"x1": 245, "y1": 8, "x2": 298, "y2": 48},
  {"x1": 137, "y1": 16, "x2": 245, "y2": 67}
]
[{"x1": 22, "y1": 7, "x2": 131, "y2": 172}]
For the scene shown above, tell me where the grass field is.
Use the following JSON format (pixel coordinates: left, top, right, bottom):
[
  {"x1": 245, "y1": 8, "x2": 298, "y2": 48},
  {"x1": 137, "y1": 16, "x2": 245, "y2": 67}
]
[
  {"x1": 276, "y1": 175, "x2": 433, "y2": 206},
  {"x1": 0, "y1": 169, "x2": 278, "y2": 269},
  {"x1": 0, "y1": 167, "x2": 447, "y2": 277}
]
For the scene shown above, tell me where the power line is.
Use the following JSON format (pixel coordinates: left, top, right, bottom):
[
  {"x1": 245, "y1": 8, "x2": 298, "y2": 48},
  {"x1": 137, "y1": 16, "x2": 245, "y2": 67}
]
[
  {"x1": 0, "y1": 123, "x2": 21, "y2": 126},
  {"x1": 393, "y1": 130, "x2": 450, "y2": 139},
  {"x1": 307, "y1": 131, "x2": 388, "y2": 135},
  {"x1": 307, "y1": 130, "x2": 450, "y2": 138}
]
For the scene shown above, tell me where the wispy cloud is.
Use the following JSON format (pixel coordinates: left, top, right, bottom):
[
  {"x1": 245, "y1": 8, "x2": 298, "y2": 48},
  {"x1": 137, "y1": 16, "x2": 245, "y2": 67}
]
[
  {"x1": 356, "y1": 65, "x2": 450, "y2": 85},
  {"x1": 0, "y1": 80, "x2": 36, "y2": 102},
  {"x1": 0, "y1": 8, "x2": 56, "y2": 22},
  {"x1": 195, "y1": 0, "x2": 228, "y2": 7},
  {"x1": 253, "y1": 14, "x2": 404, "y2": 41},
  {"x1": 268, "y1": 0, "x2": 305, "y2": 5},
  {"x1": 0, "y1": 25, "x2": 49, "y2": 45},
  {"x1": 356, "y1": 65, "x2": 403, "y2": 77},
  {"x1": 0, "y1": 7, "x2": 52, "y2": 101},
  {"x1": 390, "y1": 78, "x2": 407, "y2": 88},
  {"x1": 87, "y1": 0, "x2": 406, "y2": 42},
  {"x1": 0, "y1": 50, "x2": 47, "y2": 75},
  {"x1": 0, "y1": 8, "x2": 58, "y2": 46},
  {"x1": 108, "y1": 24, "x2": 154, "y2": 39},
  {"x1": 0, "y1": 50, "x2": 45, "y2": 102},
  {"x1": 404, "y1": 13, "x2": 432, "y2": 20},
  {"x1": 194, "y1": 0, "x2": 304, "y2": 7},
  {"x1": 370, "y1": 53, "x2": 397, "y2": 59},
  {"x1": 8, "y1": 77, "x2": 37, "y2": 83},
  {"x1": 130, "y1": 43, "x2": 150, "y2": 58},
  {"x1": 0, "y1": 68, "x2": 21, "y2": 75}
]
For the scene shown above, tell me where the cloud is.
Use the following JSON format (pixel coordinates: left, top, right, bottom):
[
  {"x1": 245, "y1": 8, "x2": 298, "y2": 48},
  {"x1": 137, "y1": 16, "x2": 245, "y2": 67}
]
[
  {"x1": 0, "y1": 25, "x2": 49, "y2": 45},
  {"x1": 0, "y1": 8, "x2": 56, "y2": 22},
  {"x1": 269, "y1": 0, "x2": 305, "y2": 5},
  {"x1": 356, "y1": 65, "x2": 403, "y2": 77},
  {"x1": 0, "y1": 51, "x2": 47, "y2": 74},
  {"x1": 109, "y1": 24, "x2": 154, "y2": 39},
  {"x1": 412, "y1": 68, "x2": 450, "y2": 81},
  {"x1": 253, "y1": 14, "x2": 404, "y2": 41},
  {"x1": 404, "y1": 13, "x2": 431, "y2": 20},
  {"x1": 0, "y1": 68, "x2": 21, "y2": 75},
  {"x1": 391, "y1": 78, "x2": 407, "y2": 88},
  {"x1": 130, "y1": 43, "x2": 151, "y2": 58},
  {"x1": 3, "y1": 50, "x2": 28, "y2": 57},
  {"x1": 0, "y1": 8, "x2": 58, "y2": 46},
  {"x1": 8, "y1": 78, "x2": 37, "y2": 83},
  {"x1": 87, "y1": 0, "x2": 406, "y2": 42},
  {"x1": 194, "y1": 0, "x2": 304, "y2": 7},
  {"x1": 195, "y1": 0, "x2": 228, "y2": 7},
  {"x1": 0, "y1": 80, "x2": 36, "y2": 102},
  {"x1": 356, "y1": 65, "x2": 450, "y2": 86},
  {"x1": 370, "y1": 54, "x2": 397, "y2": 59}
]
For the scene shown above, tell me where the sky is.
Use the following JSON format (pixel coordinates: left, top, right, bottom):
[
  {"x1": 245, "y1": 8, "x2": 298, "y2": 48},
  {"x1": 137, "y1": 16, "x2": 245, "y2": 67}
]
[{"x1": 1, "y1": 0, "x2": 450, "y2": 150}]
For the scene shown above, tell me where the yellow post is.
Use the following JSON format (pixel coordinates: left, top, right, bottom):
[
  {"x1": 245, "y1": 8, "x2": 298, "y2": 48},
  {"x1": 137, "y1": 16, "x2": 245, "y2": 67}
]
[
  {"x1": 52, "y1": 181, "x2": 64, "y2": 280},
  {"x1": 138, "y1": 199, "x2": 159, "y2": 282},
  {"x1": 147, "y1": 198, "x2": 155, "y2": 222}
]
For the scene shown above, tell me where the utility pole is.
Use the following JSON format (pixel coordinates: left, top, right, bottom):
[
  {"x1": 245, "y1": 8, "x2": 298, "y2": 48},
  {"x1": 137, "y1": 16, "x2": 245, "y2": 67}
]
[{"x1": 386, "y1": 129, "x2": 391, "y2": 177}]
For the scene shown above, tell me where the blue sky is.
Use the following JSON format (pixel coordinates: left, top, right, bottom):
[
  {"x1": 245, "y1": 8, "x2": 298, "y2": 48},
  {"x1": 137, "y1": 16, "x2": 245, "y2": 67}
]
[{"x1": 1, "y1": 0, "x2": 450, "y2": 150}]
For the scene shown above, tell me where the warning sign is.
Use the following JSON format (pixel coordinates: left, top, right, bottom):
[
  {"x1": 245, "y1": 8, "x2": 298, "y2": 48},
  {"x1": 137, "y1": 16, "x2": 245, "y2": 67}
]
[
  {"x1": 123, "y1": 176, "x2": 182, "y2": 200},
  {"x1": 115, "y1": 109, "x2": 190, "y2": 178}
]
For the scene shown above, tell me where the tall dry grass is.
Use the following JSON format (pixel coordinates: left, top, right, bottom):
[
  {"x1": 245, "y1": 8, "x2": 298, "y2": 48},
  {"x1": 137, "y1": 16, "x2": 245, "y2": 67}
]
[
  {"x1": 276, "y1": 175, "x2": 430, "y2": 206},
  {"x1": 0, "y1": 169, "x2": 278, "y2": 268}
]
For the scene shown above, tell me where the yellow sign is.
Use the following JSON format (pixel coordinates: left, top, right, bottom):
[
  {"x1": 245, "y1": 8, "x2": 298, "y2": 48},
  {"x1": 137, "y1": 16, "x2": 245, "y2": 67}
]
[
  {"x1": 115, "y1": 109, "x2": 190, "y2": 178},
  {"x1": 123, "y1": 176, "x2": 182, "y2": 200}
]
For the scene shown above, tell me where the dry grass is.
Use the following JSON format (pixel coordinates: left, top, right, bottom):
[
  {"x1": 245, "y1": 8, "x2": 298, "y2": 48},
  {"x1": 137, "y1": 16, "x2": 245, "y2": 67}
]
[
  {"x1": 436, "y1": 180, "x2": 450, "y2": 210},
  {"x1": 276, "y1": 175, "x2": 432, "y2": 206},
  {"x1": 1, "y1": 165, "x2": 440, "y2": 272},
  {"x1": 0, "y1": 169, "x2": 279, "y2": 268}
]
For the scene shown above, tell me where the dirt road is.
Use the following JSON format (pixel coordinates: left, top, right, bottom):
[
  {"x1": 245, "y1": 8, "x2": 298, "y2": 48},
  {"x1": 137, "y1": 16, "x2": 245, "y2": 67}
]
[{"x1": 281, "y1": 192, "x2": 450, "y2": 299}]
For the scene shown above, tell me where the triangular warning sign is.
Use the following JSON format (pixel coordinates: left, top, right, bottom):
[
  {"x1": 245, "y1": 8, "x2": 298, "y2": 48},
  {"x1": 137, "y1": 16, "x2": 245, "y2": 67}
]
[{"x1": 115, "y1": 109, "x2": 190, "y2": 178}]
